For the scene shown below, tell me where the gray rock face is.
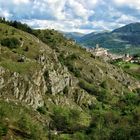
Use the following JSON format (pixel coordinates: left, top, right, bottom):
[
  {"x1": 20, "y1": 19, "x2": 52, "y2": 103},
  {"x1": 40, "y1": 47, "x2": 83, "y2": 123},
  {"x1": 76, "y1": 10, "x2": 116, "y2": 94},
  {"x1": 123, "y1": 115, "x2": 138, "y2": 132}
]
[
  {"x1": 2, "y1": 29, "x2": 139, "y2": 110},
  {"x1": 46, "y1": 65, "x2": 71, "y2": 95},
  {"x1": 0, "y1": 48, "x2": 97, "y2": 109},
  {"x1": 38, "y1": 50, "x2": 76, "y2": 96},
  {"x1": 0, "y1": 66, "x2": 46, "y2": 109},
  {"x1": 0, "y1": 48, "x2": 79, "y2": 109}
]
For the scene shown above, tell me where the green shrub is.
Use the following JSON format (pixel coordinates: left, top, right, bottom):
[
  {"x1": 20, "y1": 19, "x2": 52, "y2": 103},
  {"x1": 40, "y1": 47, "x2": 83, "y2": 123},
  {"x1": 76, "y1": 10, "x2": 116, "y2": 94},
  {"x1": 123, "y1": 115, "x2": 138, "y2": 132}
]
[
  {"x1": 72, "y1": 132, "x2": 87, "y2": 140},
  {"x1": 63, "y1": 86, "x2": 69, "y2": 94},
  {"x1": 79, "y1": 79, "x2": 97, "y2": 94},
  {"x1": 100, "y1": 81, "x2": 108, "y2": 89},
  {"x1": 110, "y1": 127, "x2": 131, "y2": 140},
  {"x1": 18, "y1": 115, "x2": 30, "y2": 132},
  {"x1": 0, "y1": 108, "x2": 6, "y2": 119},
  {"x1": 66, "y1": 62, "x2": 81, "y2": 77},
  {"x1": 1, "y1": 37, "x2": 20, "y2": 49},
  {"x1": 51, "y1": 107, "x2": 69, "y2": 131},
  {"x1": 51, "y1": 107, "x2": 83, "y2": 132},
  {"x1": 37, "y1": 106, "x2": 46, "y2": 115},
  {"x1": 0, "y1": 123, "x2": 8, "y2": 138},
  {"x1": 66, "y1": 53, "x2": 79, "y2": 61},
  {"x1": 124, "y1": 65, "x2": 130, "y2": 69},
  {"x1": 58, "y1": 53, "x2": 80, "y2": 77},
  {"x1": 123, "y1": 92, "x2": 138, "y2": 105},
  {"x1": 23, "y1": 46, "x2": 29, "y2": 52},
  {"x1": 44, "y1": 71, "x2": 49, "y2": 79},
  {"x1": 97, "y1": 89, "x2": 110, "y2": 102},
  {"x1": 30, "y1": 125, "x2": 44, "y2": 140},
  {"x1": 136, "y1": 88, "x2": 140, "y2": 95},
  {"x1": 58, "y1": 53, "x2": 65, "y2": 65}
]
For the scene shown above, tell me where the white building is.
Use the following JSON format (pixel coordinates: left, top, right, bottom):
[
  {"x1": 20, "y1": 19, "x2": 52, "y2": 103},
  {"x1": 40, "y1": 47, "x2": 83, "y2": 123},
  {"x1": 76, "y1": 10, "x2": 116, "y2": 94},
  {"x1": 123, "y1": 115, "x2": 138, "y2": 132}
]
[{"x1": 92, "y1": 44, "x2": 108, "y2": 56}]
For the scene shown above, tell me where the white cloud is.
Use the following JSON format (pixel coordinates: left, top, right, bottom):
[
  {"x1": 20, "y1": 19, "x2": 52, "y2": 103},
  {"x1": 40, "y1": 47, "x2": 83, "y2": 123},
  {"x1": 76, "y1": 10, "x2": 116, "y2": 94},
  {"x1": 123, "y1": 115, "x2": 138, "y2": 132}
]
[
  {"x1": 21, "y1": 19, "x2": 93, "y2": 33},
  {"x1": 114, "y1": 0, "x2": 140, "y2": 10},
  {"x1": 91, "y1": 21, "x2": 124, "y2": 31},
  {"x1": 13, "y1": 0, "x2": 30, "y2": 5},
  {"x1": 67, "y1": 0, "x2": 95, "y2": 20},
  {"x1": 0, "y1": 0, "x2": 140, "y2": 33},
  {"x1": 116, "y1": 14, "x2": 138, "y2": 23},
  {"x1": 0, "y1": 9, "x2": 12, "y2": 19},
  {"x1": 42, "y1": 0, "x2": 66, "y2": 20}
]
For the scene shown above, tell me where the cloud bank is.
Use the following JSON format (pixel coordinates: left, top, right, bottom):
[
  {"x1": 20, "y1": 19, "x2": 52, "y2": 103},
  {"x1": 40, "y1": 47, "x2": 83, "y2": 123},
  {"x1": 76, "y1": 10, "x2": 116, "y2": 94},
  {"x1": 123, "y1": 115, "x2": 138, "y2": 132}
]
[{"x1": 0, "y1": 0, "x2": 140, "y2": 33}]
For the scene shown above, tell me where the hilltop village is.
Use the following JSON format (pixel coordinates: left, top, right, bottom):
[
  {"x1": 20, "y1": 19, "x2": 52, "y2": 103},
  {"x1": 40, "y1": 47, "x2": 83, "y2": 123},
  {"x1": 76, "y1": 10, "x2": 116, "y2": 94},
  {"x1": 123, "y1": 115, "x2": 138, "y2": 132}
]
[{"x1": 86, "y1": 44, "x2": 140, "y2": 64}]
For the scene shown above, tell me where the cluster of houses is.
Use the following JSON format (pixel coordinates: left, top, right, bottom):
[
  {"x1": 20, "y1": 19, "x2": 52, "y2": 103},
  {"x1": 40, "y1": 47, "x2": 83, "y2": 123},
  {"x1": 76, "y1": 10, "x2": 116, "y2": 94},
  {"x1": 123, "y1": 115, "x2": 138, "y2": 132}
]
[{"x1": 87, "y1": 44, "x2": 140, "y2": 64}]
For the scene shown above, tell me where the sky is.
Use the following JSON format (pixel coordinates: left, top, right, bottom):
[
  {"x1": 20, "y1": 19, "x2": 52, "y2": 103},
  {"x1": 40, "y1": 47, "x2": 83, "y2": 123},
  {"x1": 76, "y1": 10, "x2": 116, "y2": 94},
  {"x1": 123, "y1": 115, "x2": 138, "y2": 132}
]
[{"x1": 0, "y1": 0, "x2": 140, "y2": 33}]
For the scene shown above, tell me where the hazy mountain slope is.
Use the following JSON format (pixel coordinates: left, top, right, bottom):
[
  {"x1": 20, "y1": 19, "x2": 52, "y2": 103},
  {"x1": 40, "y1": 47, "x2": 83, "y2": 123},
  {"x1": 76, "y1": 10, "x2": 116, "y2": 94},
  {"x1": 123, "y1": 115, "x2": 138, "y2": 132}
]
[
  {"x1": 113, "y1": 22, "x2": 140, "y2": 33},
  {"x1": 78, "y1": 23, "x2": 140, "y2": 54},
  {"x1": 0, "y1": 23, "x2": 140, "y2": 139},
  {"x1": 63, "y1": 32, "x2": 85, "y2": 41}
]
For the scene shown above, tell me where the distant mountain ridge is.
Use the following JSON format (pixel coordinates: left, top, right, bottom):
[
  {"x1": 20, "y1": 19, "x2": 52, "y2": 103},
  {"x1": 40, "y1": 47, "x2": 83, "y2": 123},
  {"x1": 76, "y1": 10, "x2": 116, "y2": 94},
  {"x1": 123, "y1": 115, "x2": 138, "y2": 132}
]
[
  {"x1": 112, "y1": 22, "x2": 140, "y2": 33},
  {"x1": 65, "y1": 23, "x2": 140, "y2": 54},
  {"x1": 63, "y1": 32, "x2": 85, "y2": 41}
]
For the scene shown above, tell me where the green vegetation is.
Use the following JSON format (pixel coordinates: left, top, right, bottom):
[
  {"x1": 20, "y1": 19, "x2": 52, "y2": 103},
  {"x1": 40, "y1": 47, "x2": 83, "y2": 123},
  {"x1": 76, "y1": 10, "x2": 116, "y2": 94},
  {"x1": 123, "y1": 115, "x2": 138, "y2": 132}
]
[
  {"x1": 113, "y1": 61, "x2": 140, "y2": 80},
  {"x1": 33, "y1": 29, "x2": 67, "y2": 49},
  {"x1": 79, "y1": 79, "x2": 110, "y2": 103},
  {"x1": 79, "y1": 79, "x2": 97, "y2": 94},
  {"x1": 0, "y1": 101, "x2": 48, "y2": 139},
  {"x1": 51, "y1": 106, "x2": 89, "y2": 133},
  {"x1": 0, "y1": 17, "x2": 33, "y2": 34},
  {"x1": 0, "y1": 122, "x2": 8, "y2": 138},
  {"x1": 100, "y1": 80, "x2": 108, "y2": 89},
  {"x1": 58, "y1": 53, "x2": 81, "y2": 77},
  {"x1": 1, "y1": 37, "x2": 20, "y2": 49},
  {"x1": 37, "y1": 106, "x2": 47, "y2": 115},
  {"x1": 0, "y1": 60, "x2": 40, "y2": 74},
  {"x1": 78, "y1": 23, "x2": 140, "y2": 54},
  {"x1": 50, "y1": 91, "x2": 140, "y2": 140},
  {"x1": 0, "y1": 20, "x2": 140, "y2": 140}
]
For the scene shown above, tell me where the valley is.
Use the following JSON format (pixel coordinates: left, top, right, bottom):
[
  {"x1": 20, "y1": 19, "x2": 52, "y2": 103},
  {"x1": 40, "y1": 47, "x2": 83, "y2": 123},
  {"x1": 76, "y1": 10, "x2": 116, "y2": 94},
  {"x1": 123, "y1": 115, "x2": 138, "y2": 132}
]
[{"x1": 65, "y1": 23, "x2": 140, "y2": 55}]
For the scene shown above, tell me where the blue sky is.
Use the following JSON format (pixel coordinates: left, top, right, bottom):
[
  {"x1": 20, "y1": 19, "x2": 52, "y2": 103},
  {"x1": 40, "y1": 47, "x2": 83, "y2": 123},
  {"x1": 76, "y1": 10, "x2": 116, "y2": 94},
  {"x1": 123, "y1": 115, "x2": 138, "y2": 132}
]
[{"x1": 0, "y1": 0, "x2": 140, "y2": 33}]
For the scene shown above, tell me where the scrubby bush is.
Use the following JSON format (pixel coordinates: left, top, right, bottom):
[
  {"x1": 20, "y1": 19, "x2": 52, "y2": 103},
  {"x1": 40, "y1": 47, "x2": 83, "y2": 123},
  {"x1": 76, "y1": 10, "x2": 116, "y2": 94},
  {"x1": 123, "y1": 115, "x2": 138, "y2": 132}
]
[
  {"x1": 63, "y1": 86, "x2": 69, "y2": 94},
  {"x1": 0, "y1": 108, "x2": 6, "y2": 119},
  {"x1": 18, "y1": 115, "x2": 31, "y2": 132},
  {"x1": 79, "y1": 79, "x2": 97, "y2": 94},
  {"x1": 110, "y1": 127, "x2": 131, "y2": 140},
  {"x1": 37, "y1": 106, "x2": 46, "y2": 115},
  {"x1": 66, "y1": 53, "x2": 79, "y2": 60},
  {"x1": 58, "y1": 53, "x2": 65, "y2": 65},
  {"x1": 72, "y1": 132, "x2": 87, "y2": 140},
  {"x1": 23, "y1": 46, "x2": 29, "y2": 52},
  {"x1": 0, "y1": 123, "x2": 8, "y2": 138},
  {"x1": 58, "y1": 53, "x2": 81, "y2": 77},
  {"x1": 123, "y1": 92, "x2": 138, "y2": 105},
  {"x1": 97, "y1": 89, "x2": 109, "y2": 102},
  {"x1": 1, "y1": 37, "x2": 20, "y2": 49},
  {"x1": 100, "y1": 81, "x2": 108, "y2": 89},
  {"x1": 51, "y1": 107, "x2": 83, "y2": 132},
  {"x1": 66, "y1": 62, "x2": 81, "y2": 77},
  {"x1": 124, "y1": 65, "x2": 130, "y2": 69}
]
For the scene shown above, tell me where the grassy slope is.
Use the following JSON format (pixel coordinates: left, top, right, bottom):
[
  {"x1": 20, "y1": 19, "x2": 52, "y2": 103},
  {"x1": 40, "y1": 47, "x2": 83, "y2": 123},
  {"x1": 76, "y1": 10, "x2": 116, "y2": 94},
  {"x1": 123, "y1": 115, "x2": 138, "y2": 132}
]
[
  {"x1": 0, "y1": 100, "x2": 48, "y2": 139},
  {"x1": 0, "y1": 23, "x2": 42, "y2": 75},
  {"x1": 114, "y1": 61, "x2": 140, "y2": 80}
]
